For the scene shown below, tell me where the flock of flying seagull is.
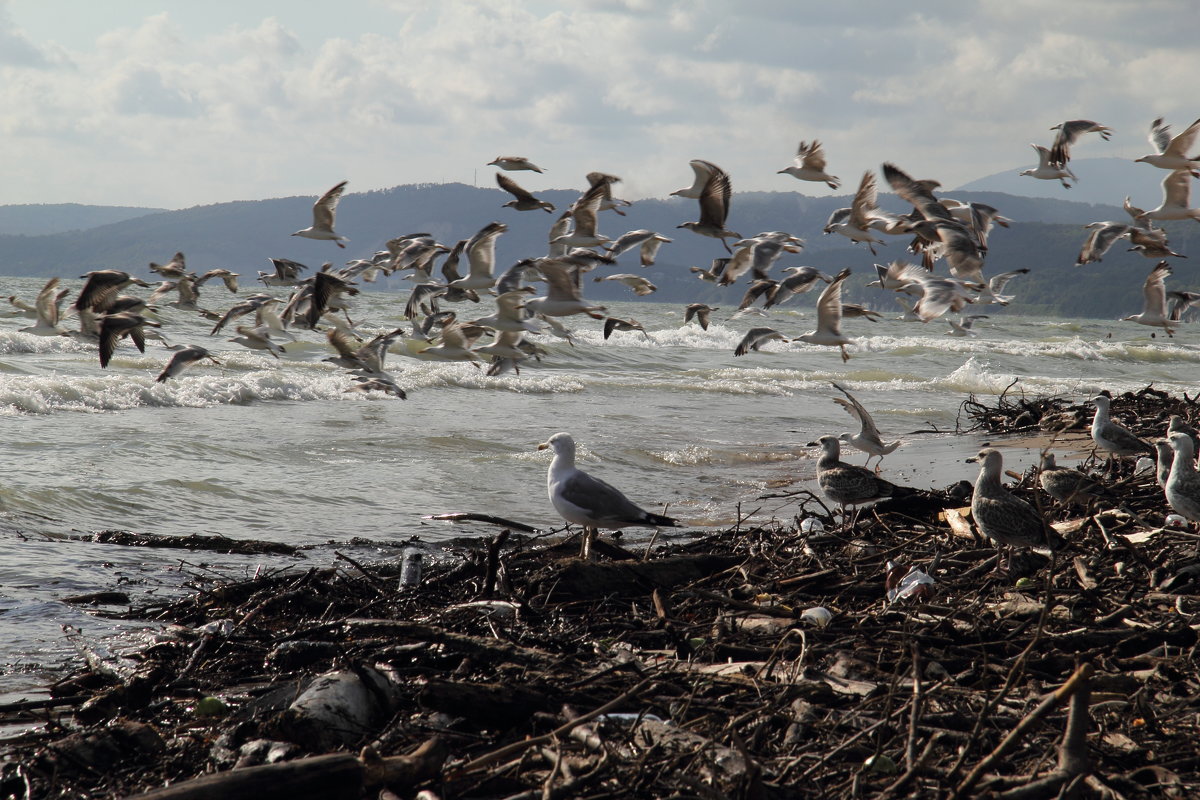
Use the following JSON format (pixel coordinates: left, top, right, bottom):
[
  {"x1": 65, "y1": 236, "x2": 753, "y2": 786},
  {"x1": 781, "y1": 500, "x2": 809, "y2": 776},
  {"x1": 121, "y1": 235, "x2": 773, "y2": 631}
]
[
  {"x1": 7, "y1": 115, "x2": 1200, "y2": 395},
  {"x1": 501, "y1": 117, "x2": 1200, "y2": 558},
  {"x1": 5, "y1": 115, "x2": 1200, "y2": 558}
]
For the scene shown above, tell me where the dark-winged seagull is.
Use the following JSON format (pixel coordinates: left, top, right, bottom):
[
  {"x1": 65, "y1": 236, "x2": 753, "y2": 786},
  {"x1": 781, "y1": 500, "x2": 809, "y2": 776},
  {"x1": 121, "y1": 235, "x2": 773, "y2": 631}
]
[{"x1": 970, "y1": 448, "x2": 1060, "y2": 572}]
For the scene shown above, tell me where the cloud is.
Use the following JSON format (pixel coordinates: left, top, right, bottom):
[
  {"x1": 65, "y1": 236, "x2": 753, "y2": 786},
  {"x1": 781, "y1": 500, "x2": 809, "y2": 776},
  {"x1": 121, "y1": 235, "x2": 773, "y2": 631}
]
[{"x1": 0, "y1": 2, "x2": 1195, "y2": 207}]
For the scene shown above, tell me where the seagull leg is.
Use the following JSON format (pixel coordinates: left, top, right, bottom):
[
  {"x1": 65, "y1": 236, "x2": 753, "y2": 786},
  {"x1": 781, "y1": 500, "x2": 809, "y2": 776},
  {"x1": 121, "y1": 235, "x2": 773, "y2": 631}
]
[
  {"x1": 579, "y1": 525, "x2": 596, "y2": 560},
  {"x1": 840, "y1": 345, "x2": 850, "y2": 363}
]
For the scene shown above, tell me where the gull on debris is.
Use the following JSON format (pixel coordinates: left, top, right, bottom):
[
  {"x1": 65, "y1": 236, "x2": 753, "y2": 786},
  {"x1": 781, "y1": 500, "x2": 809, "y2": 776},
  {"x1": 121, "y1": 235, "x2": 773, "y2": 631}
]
[{"x1": 539, "y1": 432, "x2": 677, "y2": 559}]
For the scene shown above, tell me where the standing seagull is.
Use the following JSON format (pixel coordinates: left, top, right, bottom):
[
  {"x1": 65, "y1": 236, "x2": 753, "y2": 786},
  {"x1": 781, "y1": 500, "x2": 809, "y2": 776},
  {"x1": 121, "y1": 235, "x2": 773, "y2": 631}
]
[
  {"x1": 292, "y1": 181, "x2": 349, "y2": 248},
  {"x1": 1091, "y1": 394, "x2": 1154, "y2": 458},
  {"x1": 539, "y1": 432, "x2": 677, "y2": 559},
  {"x1": 812, "y1": 435, "x2": 911, "y2": 526},
  {"x1": 831, "y1": 381, "x2": 900, "y2": 471},
  {"x1": 676, "y1": 160, "x2": 741, "y2": 252},
  {"x1": 1165, "y1": 433, "x2": 1200, "y2": 524},
  {"x1": 1038, "y1": 453, "x2": 1108, "y2": 506},
  {"x1": 1122, "y1": 261, "x2": 1175, "y2": 337},
  {"x1": 777, "y1": 140, "x2": 840, "y2": 189},
  {"x1": 156, "y1": 346, "x2": 220, "y2": 382},
  {"x1": 797, "y1": 268, "x2": 853, "y2": 361},
  {"x1": 969, "y1": 448, "x2": 1060, "y2": 572}
]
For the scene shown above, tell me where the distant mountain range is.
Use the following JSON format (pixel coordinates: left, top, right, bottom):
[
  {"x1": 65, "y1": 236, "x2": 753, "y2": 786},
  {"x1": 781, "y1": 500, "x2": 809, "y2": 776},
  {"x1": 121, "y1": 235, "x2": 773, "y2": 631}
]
[
  {"x1": 0, "y1": 203, "x2": 166, "y2": 236},
  {"x1": 0, "y1": 178, "x2": 1195, "y2": 320}
]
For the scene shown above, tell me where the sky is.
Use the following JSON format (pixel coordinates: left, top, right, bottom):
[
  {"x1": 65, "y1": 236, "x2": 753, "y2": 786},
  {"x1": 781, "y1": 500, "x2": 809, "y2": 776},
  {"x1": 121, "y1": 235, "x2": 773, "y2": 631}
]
[{"x1": 0, "y1": 0, "x2": 1196, "y2": 209}]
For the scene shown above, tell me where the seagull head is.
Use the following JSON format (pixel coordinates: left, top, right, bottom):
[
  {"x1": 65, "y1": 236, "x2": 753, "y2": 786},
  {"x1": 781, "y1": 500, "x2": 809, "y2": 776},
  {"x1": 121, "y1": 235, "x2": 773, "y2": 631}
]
[{"x1": 538, "y1": 432, "x2": 575, "y2": 457}]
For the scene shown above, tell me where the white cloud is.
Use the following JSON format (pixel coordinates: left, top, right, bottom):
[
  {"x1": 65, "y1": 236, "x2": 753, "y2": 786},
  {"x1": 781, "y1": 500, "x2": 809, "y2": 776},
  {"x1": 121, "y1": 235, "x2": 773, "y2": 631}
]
[{"x1": 0, "y1": 2, "x2": 1195, "y2": 206}]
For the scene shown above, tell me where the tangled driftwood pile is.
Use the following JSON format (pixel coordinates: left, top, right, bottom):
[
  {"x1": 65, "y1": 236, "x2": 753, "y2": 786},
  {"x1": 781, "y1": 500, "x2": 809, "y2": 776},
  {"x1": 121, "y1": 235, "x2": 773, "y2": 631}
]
[{"x1": 3, "y1": 388, "x2": 1200, "y2": 799}]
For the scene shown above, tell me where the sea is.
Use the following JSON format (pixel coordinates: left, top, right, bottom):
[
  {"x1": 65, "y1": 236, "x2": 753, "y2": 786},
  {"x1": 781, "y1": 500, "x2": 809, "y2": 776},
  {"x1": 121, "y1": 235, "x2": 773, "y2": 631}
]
[{"x1": 0, "y1": 273, "x2": 1196, "y2": 698}]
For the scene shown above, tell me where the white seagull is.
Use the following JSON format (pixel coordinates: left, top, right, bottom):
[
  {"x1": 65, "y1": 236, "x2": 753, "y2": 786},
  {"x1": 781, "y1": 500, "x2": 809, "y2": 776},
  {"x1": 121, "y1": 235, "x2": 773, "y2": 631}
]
[
  {"x1": 777, "y1": 140, "x2": 840, "y2": 189},
  {"x1": 292, "y1": 181, "x2": 349, "y2": 248},
  {"x1": 1135, "y1": 169, "x2": 1200, "y2": 224},
  {"x1": 1020, "y1": 144, "x2": 1076, "y2": 188},
  {"x1": 1122, "y1": 261, "x2": 1175, "y2": 337},
  {"x1": 539, "y1": 432, "x2": 677, "y2": 559},
  {"x1": 796, "y1": 268, "x2": 853, "y2": 361},
  {"x1": 488, "y1": 156, "x2": 544, "y2": 172},
  {"x1": 1135, "y1": 117, "x2": 1200, "y2": 174},
  {"x1": 831, "y1": 381, "x2": 900, "y2": 470}
]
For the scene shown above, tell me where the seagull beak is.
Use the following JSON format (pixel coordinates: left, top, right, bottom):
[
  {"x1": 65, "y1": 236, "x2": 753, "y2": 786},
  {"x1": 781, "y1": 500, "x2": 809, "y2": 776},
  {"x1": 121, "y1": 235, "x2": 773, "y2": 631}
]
[{"x1": 537, "y1": 442, "x2": 550, "y2": 451}]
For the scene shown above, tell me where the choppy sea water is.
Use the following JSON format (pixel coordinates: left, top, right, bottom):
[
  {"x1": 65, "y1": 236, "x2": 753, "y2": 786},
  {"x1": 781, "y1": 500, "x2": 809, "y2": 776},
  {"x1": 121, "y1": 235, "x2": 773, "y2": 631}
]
[{"x1": 0, "y1": 274, "x2": 1196, "y2": 695}]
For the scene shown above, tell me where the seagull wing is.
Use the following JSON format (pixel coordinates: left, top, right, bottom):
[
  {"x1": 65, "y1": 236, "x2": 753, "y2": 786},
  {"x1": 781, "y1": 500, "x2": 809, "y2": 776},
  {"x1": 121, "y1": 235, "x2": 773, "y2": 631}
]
[
  {"x1": 696, "y1": 164, "x2": 732, "y2": 227},
  {"x1": 1142, "y1": 261, "x2": 1171, "y2": 316},
  {"x1": 313, "y1": 181, "x2": 347, "y2": 229},
  {"x1": 831, "y1": 381, "x2": 883, "y2": 440},
  {"x1": 1161, "y1": 169, "x2": 1193, "y2": 207},
  {"x1": 814, "y1": 268, "x2": 850, "y2": 335}
]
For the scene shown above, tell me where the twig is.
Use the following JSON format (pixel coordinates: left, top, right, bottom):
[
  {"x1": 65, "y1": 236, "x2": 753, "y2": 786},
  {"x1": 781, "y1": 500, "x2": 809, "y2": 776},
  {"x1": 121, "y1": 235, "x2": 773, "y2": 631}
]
[
  {"x1": 950, "y1": 663, "x2": 1094, "y2": 800},
  {"x1": 446, "y1": 677, "x2": 653, "y2": 778}
]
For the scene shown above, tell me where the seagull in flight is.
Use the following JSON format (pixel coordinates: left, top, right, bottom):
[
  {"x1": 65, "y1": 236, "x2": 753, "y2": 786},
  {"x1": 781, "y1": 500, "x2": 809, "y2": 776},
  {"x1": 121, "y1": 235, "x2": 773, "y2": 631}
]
[
  {"x1": 1136, "y1": 117, "x2": 1200, "y2": 175},
  {"x1": 292, "y1": 181, "x2": 349, "y2": 248},
  {"x1": 777, "y1": 140, "x2": 840, "y2": 189}
]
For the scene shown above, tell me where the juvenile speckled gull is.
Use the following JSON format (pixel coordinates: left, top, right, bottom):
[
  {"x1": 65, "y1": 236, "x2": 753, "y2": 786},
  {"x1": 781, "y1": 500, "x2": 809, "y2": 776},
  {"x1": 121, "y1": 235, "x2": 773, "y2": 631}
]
[
  {"x1": 1091, "y1": 394, "x2": 1154, "y2": 457},
  {"x1": 1038, "y1": 453, "x2": 1108, "y2": 506},
  {"x1": 970, "y1": 448, "x2": 1060, "y2": 571},
  {"x1": 1165, "y1": 433, "x2": 1200, "y2": 523},
  {"x1": 539, "y1": 432, "x2": 677, "y2": 559},
  {"x1": 813, "y1": 435, "x2": 910, "y2": 525}
]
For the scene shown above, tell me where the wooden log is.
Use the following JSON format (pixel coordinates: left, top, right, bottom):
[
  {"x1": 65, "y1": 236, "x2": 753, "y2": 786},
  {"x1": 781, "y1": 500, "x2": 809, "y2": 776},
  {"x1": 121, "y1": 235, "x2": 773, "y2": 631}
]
[
  {"x1": 537, "y1": 554, "x2": 742, "y2": 600},
  {"x1": 129, "y1": 739, "x2": 446, "y2": 800},
  {"x1": 418, "y1": 680, "x2": 556, "y2": 726}
]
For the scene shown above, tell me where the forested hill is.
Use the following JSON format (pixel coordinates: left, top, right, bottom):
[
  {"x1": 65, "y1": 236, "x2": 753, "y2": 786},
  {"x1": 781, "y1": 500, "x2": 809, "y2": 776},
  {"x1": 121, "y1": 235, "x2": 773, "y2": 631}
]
[{"x1": 0, "y1": 182, "x2": 1195, "y2": 319}]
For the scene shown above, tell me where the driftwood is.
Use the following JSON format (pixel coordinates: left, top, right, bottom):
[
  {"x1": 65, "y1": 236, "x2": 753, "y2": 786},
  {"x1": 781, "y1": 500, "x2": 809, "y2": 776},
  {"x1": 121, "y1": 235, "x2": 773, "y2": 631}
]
[
  {"x1": 130, "y1": 739, "x2": 447, "y2": 800},
  {"x1": 534, "y1": 553, "x2": 742, "y2": 600},
  {"x1": 6, "y1": 387, "x2": 1200, "y2": 798}
]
